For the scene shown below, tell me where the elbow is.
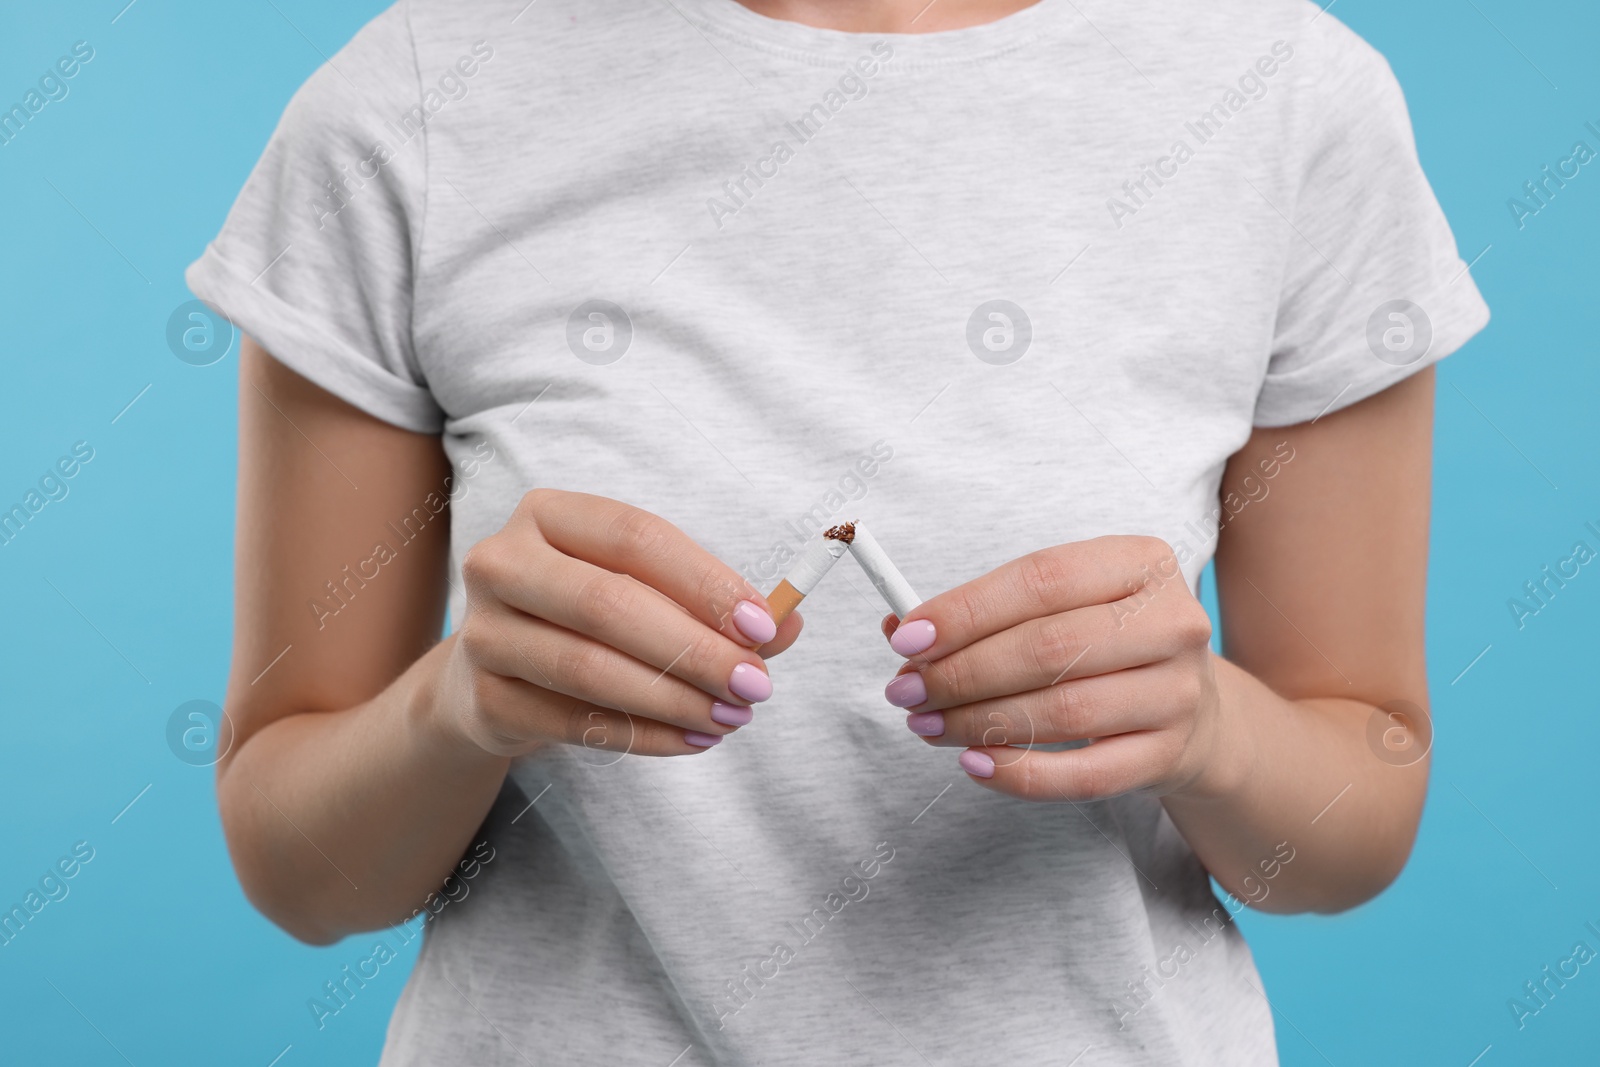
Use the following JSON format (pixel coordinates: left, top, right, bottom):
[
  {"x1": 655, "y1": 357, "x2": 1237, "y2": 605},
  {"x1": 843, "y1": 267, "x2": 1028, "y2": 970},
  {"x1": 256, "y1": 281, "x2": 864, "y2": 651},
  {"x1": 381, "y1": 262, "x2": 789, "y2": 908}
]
[
  {"x1": 216, "y1": 766, "x2": 352, "y2": 946},
  {"x1": 1249, "y1": 823, "x2": 1422, "y2": 916},
  {"x1": 245, "y1": 865, "x2": 348, "y2": 945},
  {"x1": 1230, "y1": 858, "x2": 1411, "y2": 916},
  {"x1": 263, "y1": 905, "x2": 345, "y2": 947},
  {"x1": 222, "y1": 825, "x2": 350, "y2": 946},
  {"x1": 1220, "y1": 794, "x2": 1426, "y2": 917},
  {"x1": 1305, "y1": 777, "x2": 1429, "y2": 914},
  {"x1": 1306, "y1": 835, "x2": 1419, "y2": 915}
]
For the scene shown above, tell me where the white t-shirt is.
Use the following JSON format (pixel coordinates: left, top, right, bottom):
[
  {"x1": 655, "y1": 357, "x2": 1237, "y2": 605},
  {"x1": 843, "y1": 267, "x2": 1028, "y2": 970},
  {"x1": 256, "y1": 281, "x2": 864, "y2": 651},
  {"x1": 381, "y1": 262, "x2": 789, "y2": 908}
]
[{"x1": 187, "y1": 0, "x2": 1487, "y2": 1063}]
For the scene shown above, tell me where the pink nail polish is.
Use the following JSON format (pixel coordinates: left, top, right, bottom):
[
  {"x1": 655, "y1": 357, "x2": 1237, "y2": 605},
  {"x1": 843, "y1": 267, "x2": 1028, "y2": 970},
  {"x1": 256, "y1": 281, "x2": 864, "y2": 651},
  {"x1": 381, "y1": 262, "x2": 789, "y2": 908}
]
[
  {"x1": 906, "y1": 711, "x2": 944, "y2": 737},
  {"x1": 884, "y1": 672, "x2": 927, "y2": 708},
  {"x1": 710, "y1": 701, "x2": 753, "y2": 727},
  {"x1": 731, "y1": 600, "x2": 777, "y2": 644},
  {"x1": 685, "y1": 731, "x2": 722, "y2": 748},
  {"x1": 959, "y1": 750, "x2": 995, "y2": 778},
  {"x1": 889, "y1": 619, "x2": 937, "y2": 657},
  {"x1": 728, "y1": 663, "x2": 773, "y2": 703}
]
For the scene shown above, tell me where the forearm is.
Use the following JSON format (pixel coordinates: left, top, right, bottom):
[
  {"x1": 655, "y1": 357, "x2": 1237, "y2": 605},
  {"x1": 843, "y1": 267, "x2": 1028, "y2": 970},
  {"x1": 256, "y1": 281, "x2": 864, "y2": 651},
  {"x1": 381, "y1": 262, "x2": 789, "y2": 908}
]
[
  {"x1": 1161, "y1": 655, "x2": 1428, "y2": 915},
  {"x1": 217, "y1": 635, "x2": 511, "y2": 944}
]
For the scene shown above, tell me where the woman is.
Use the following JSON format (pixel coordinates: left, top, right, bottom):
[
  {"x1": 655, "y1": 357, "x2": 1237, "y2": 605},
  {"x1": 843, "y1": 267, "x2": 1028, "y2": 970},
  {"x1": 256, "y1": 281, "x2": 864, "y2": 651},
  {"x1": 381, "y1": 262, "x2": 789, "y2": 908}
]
[{"x1": 189, "y1": 0, "x2": 1486, "y2": 1062}]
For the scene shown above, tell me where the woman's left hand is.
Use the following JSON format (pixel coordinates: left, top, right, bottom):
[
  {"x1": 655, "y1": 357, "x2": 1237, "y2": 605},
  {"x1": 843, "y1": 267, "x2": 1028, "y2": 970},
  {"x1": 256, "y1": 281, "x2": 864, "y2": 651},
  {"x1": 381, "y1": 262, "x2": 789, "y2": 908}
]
[{"x1": 881, "y1": 535, "x2": 1236, "y2": 801}]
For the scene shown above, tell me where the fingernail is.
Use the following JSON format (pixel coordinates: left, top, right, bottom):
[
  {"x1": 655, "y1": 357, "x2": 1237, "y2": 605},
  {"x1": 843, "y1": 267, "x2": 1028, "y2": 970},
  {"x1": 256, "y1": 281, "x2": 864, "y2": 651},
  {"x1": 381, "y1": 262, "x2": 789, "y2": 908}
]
[
  {"x1": 685, "y1": 731, "x2": 722, "y2": 748},
  {"x1": 889, "y1": 619, "x2": 937, "y2": 657},
  {"x1": 710, "y1": 701, "x2": 754, "y2": 727},
  {"x1": 906, "y1": 711, "x2": 944, "y2": 737},
  {"x1": 884, "y1": 672, "x2": 927, "y2": 708},
  {"x1": 959, "y1": 750, "x2": 995, "y2": 778},
  {"x1": 731, "y1": 600, "x2": 777, "y2": 644},
  {"x1": 728, "y1": 663, "x2": 773, "y2": 703}
]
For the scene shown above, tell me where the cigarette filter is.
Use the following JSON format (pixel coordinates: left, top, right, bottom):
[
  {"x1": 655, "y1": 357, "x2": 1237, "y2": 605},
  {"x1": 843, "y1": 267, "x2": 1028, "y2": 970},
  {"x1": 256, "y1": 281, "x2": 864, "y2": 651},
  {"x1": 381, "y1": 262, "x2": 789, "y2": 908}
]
[
  {"x1": 763, "y1": 535, "x2": 850, "y2": 627},
  {"x1": 835, "y1": 521, "x2": 922, "y2": 618}
]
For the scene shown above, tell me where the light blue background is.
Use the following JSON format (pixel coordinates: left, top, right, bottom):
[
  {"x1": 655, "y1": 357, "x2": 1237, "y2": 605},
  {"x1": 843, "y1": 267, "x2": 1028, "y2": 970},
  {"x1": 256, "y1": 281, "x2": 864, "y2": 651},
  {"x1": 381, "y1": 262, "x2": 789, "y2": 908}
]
[{"x1": 0, "y1": 2, "x2": 1594, "y2": 1064}]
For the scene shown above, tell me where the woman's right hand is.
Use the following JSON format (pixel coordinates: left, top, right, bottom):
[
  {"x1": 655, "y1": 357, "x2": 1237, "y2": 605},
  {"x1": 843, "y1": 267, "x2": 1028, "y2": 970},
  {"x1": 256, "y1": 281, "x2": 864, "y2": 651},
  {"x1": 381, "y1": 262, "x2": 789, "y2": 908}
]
[{"x1": 438, "y1": 490, "x2": 800, "y2": 759}]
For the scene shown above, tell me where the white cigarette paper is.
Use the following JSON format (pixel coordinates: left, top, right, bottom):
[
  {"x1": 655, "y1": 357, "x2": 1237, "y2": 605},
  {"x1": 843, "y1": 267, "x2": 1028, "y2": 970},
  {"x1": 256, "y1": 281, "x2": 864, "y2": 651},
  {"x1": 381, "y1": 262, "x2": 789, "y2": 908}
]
[
  {"x1": 845, "y1": 523, "x2": 922, "y2": 618},
  {"x1": 786, "y1": 535, "x2": 850, "y2": 595},
  {"x1": 763, "y1": 535, "x2": 849, "y2": 628}
]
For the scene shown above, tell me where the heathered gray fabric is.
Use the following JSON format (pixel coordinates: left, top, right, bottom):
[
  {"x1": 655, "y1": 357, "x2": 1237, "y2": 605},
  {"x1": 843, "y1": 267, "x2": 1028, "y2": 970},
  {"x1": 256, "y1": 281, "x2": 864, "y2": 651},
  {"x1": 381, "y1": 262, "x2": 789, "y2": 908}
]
[{"x1": 187, "y1": 0, "x2": 1487, "y2": 1062}]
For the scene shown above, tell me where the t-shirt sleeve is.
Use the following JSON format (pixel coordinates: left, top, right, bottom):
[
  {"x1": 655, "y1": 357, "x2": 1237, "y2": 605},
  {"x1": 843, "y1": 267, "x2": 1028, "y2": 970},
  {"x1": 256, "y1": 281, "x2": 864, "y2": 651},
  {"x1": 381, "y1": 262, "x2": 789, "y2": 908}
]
[
  {"x1": 1253, "y1": 21, "x2": 1489, "y2": 428},
  {"x1": 185, "y1": 3, "x2": 443, "y2": 434}
]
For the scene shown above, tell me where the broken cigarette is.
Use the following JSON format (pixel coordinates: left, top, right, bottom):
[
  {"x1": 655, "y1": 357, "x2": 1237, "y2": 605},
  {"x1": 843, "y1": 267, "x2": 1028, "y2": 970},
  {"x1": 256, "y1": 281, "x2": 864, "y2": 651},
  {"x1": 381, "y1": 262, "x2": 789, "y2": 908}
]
[
  {"x1": 763, "y1": 534, "x2": 850, "y2": 627},
  {"x1": 827, "y1": 521, "x2": 922, "y2": 619}
]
